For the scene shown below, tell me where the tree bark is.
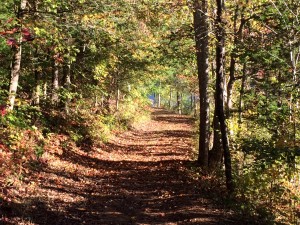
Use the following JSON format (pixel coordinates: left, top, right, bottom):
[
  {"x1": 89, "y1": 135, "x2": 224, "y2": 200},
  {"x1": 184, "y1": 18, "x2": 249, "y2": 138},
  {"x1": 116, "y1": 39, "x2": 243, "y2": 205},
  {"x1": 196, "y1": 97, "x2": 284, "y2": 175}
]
[
  {"x1": 193, "y1": 0, "x2": 210, "y2": 169},
  {"x1": 33, "y1": 68, "x2": 42, "y2": 106},
  {"x1": 215, "y1": 0, "x2": 234, "y2": 193},
  {"x1": 238, "y1": 63, "x2": 246, "y2": 135},
  {"x1": 169, "y1": 88, "x2": 172, "y2": 109},
  {"x1": 51, "y1": 60, "x2": 60, "y2": 105},
  {"x1": 209, "y1": 107, "x2": 223, "y2": 169},
  {"x1": 8, "y1": 0, "x2": 27, "y2": 110},
  {"x1": 190, "y1": 93, "x2": 194, "y2": 113},
  {"x1": 63, "y1": 61, "x2": 71, "y2": 113},
  {"x1": 9, "y1": 45, "x2": 22, "y2": 110},
  {"x1": 158, "y1": 93, "x2": 161, "y2": 108},
  {"x1": 157, "y1": 81, "x2": 161, "y2": 108},
  {"x1": 116, "y1": 88, "x2": 120, "y2": 111},
  {"x1": 177, "y1": 91, "x2": 182, "y2": 115},
  {"x1": 226, "y1": 5, "x2": 246, "y2": 118}
]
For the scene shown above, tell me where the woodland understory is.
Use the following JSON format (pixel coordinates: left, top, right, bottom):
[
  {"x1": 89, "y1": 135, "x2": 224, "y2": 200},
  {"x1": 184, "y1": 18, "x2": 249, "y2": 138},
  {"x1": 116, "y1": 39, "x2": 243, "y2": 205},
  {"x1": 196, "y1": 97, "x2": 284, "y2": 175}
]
[{"x1": 1, "y1": 0, "x2": 300, "y2": 224}]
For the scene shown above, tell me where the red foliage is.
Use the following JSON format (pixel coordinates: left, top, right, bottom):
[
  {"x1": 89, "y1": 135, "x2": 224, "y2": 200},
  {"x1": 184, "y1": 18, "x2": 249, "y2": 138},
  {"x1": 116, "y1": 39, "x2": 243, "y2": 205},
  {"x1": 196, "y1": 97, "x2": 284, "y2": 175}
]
[
  {"x1": 0, "y1": 28, "x2": 18, "y2": 35},
  {"x1": 1, "y1": 27, "x2": 34, "y2": 46},
  {"x1": 0, "y1": 143, "x2": 9, "y2": 152},
  {"x1": 0, "y1": 105, "x2": 7, "y2": 117},
  {"x1": 53, "y1": 53, "x2": 64, "y2": 63},
  {"x1": 6, "y1": 38, "x2": 17, "y2": 47},
  {"x1": 0, "y1": 105, "x2": 7, "y2": 116},
  {"x1": 22, "y1": 28, "x2": 35, "y2": 42}
]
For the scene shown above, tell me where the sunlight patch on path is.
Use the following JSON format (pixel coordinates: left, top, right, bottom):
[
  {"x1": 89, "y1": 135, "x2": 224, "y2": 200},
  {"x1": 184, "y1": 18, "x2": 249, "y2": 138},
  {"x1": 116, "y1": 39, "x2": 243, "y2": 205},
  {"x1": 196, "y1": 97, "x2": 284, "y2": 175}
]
[{"x1": 100, "y1": 109, "x2": 195, "y2": 162}]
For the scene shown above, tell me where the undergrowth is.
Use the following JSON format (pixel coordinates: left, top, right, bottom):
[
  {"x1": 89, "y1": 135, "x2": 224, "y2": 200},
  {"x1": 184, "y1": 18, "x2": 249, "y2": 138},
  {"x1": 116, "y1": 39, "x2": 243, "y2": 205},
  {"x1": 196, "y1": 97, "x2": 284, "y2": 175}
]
[{"x1": 0, "y1": 97, "x2": 151, "y2": 213}]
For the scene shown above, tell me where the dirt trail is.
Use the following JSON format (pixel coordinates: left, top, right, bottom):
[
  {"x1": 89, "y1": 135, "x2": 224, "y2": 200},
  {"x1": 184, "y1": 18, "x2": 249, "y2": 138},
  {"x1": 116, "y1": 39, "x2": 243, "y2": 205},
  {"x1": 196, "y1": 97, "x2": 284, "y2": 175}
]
[{"x1": 3, "y1": 108, "x2": 249, "y2": 225}]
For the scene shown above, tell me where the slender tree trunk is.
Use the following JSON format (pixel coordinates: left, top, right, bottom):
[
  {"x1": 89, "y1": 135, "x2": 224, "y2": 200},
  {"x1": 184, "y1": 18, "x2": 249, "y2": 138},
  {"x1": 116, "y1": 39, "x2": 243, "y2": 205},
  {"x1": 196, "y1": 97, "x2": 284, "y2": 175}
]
[
  {"x1": 227, "y1": 56, "x2": 235, "y2": 117},
  {"x1": 238, "y1": 63, "x2": 246, "y2": 135},
  {"x1": 43, "y1": 82, "x2": 47, "y2": 99},
  {"x1": 51, "y1": 60, "x2": 59, "y2": 105},
  {"x1": 116, "y1": 88, "x2": 120, "y2": 111},
  {"x1": 103, "y1": 94, "x2": 111, "y2": 114},
  {"x1": 104, "y1": 75, "x2": 114, "y2": 114},
  {"x1": 227, "y1": 5, "x2": 246, "y2": 116},
  {"x1": 94, "y1": 96, "x2": 99, "y2": 107},
  {"x1": 157, "y1": 81, "x2": 161, "y2": 108},
  {"x1": 32, "y1": 47, "x2": 41, "y2": 106},
  {"x1": 9, "y1": 45, "x2": 22, "y2": 110},
  {"x1": 158, "y1": 93, "x2": 161, "y2": 108},
  {"x1": 193, "y1": 0, "x2": 210, "y2": 169},
  {"x1": 209, "y1": 55, "x2": 222, "y2": 169},
  {"x1": 63, "y1": 61, "x2": 71, "y2": 113},
  {"x1": 215, "y1": 0, "x2": 234, "y2": 193},
  {"x1": 177, "y1": 91, "x2": 182, "y2": 115},
  {"x1": 8, "y1": 0, "x2": 27, "y2": 110},
  {"x1": 190, "y1": 93, "x2": 194, "y2": 112},
  {"x1": 226, "y1": 5, "x2": 239, "y2": 118},
  {"x1": 33, "y1": 69, "x2": 42, "y2": 106},
  {"x1": 169, "y1": 88, "x2": 172, "y2": 109},
  {"x1": 193, "y1": 95, "x2": 197, "y2": 117}
]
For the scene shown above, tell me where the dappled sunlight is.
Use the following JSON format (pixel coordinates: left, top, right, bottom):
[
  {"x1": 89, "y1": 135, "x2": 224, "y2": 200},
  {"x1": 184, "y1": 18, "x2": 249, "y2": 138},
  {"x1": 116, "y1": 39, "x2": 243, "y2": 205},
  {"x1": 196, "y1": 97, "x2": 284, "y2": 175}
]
[{"x1": 2, "y1": 109, "x2": 246, "y2": 224}]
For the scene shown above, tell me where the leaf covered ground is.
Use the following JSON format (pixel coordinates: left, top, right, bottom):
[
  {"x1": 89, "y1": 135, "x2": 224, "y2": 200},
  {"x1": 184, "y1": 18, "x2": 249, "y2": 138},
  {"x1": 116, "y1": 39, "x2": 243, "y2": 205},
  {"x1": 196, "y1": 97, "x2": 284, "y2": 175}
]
[{"x1": 1, "y1": 109, "x2": 265, "y2": 225}]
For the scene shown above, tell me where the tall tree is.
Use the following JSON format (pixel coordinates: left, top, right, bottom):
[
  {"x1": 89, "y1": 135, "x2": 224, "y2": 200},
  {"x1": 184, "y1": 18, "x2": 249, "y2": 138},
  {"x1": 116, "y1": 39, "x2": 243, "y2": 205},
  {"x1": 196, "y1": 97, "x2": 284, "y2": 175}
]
[
  {"x1": 193, "y1": 0, "x2": 210, "y2": 169},
  {"x1": 8, "y1": 0, "x2": 27, "y2": 110},
  {"x1": 215, "y1": 0, "x2": 233, "y2": 193}
]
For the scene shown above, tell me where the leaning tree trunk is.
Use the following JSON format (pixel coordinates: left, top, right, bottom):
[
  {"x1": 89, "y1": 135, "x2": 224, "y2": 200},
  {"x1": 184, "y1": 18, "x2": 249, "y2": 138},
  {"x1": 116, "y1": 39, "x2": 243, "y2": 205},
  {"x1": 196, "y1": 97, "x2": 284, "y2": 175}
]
[
  {"x1": 8, "y1": 0, "x2": 27, "y2": 110},
  {"x1": 215, "y1": 0, "x2": 234, "y2": 193},
  {"x1": 226, "y1": 5, "x2": 246, "y2": 119},
  {"x1": 193, "y1": 0, "x2": 210, "y2": 169}
]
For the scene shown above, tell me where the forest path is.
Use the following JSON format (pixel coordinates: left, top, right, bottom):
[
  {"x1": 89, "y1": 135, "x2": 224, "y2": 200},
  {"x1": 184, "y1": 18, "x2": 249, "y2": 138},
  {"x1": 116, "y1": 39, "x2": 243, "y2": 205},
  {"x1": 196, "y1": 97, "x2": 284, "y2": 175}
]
[{"x1": 5, "y1": 108, "x2": 247, "y2": 225}]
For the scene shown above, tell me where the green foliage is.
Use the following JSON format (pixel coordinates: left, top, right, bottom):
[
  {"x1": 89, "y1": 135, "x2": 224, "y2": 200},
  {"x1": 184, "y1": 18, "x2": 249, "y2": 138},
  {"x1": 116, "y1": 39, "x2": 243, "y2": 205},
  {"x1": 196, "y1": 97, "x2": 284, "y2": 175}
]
[
  {"x1": 232, "y1": 132, "x2": 300, "y2": 223},
  {"x1": 1, "y1": 0, "x2": 300, "y2": 223},
  {"x1": 116, "y1": 88, "x2": 151, "y2": 128}
]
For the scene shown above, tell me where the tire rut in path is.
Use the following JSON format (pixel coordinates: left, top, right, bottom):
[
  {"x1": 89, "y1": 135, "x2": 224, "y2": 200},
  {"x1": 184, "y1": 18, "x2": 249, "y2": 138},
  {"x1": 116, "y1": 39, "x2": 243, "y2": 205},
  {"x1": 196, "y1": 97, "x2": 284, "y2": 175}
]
[{"x1": 7, "y1": 108, "x2": 242, "y2": 225}]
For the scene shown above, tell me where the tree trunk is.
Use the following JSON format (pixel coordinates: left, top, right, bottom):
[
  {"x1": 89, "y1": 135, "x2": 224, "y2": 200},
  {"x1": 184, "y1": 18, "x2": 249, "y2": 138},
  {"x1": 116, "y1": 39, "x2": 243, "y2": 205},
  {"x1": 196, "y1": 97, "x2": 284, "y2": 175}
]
[
  {"x1": 103, "y1": 94, "x2": 111, "y2": 114},
  {"x1": 193, "y1": 94, "x2": 197, "y2": 117},
  {"x1": 158, "y1": 93, "x2": 161, "y2": 108},
  {"x1": 51, "y1": 60, "x2": 59, "y2": 105},
  {"x1": 215, "y1": 0, "x2": 234, "y2": 193},
  {"x1": 193, "y1": 0, "x2": 210, "y2": 169},
  {"x1": 177, "y1": 91, "x2": 182, "y2": 115},
  {"x1": 9, "y1": 46, "x2": 22, "y2": 110},
  {"x1": 116, "y1": 88, "x2": 120, "y2": 111},
  {"x1": 8, "y1": 0, "x2": 27, "y2": 110},
  {"x1": 63, "y1": 62, "x2": 71, "y2": 113},
  {"x1": 190, "y1": 93, "x2": 195, "y2": 113},
  {"x1": 169, "y1": 88, "x2": 172, "y2": 109},
  {"x1": 226, "y1": 56, "x2": 235, "y2": 117},
  {"x1": 32, "y1": 69, "x2": 42, "y2": 106},
  {"x1": 226, "y1": 5, "x2": 247, "y2": 117},
  {"x1": 209, "y1": 107, "x2": 223, "y2": 169},
  {"x1": 238, "y1": 63, "x2": 247, "y2": 135},
  {"x1": 226, "y1": 5, "x2": 239, "y2": 118}
]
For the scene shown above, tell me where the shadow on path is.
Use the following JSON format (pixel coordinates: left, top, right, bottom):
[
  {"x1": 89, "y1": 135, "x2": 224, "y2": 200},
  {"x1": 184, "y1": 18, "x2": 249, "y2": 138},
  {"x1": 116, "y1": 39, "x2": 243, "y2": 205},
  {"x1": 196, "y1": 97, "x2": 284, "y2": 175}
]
[{"x1": 2, "y1": 108, "x2": 267, "y2": 225}]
